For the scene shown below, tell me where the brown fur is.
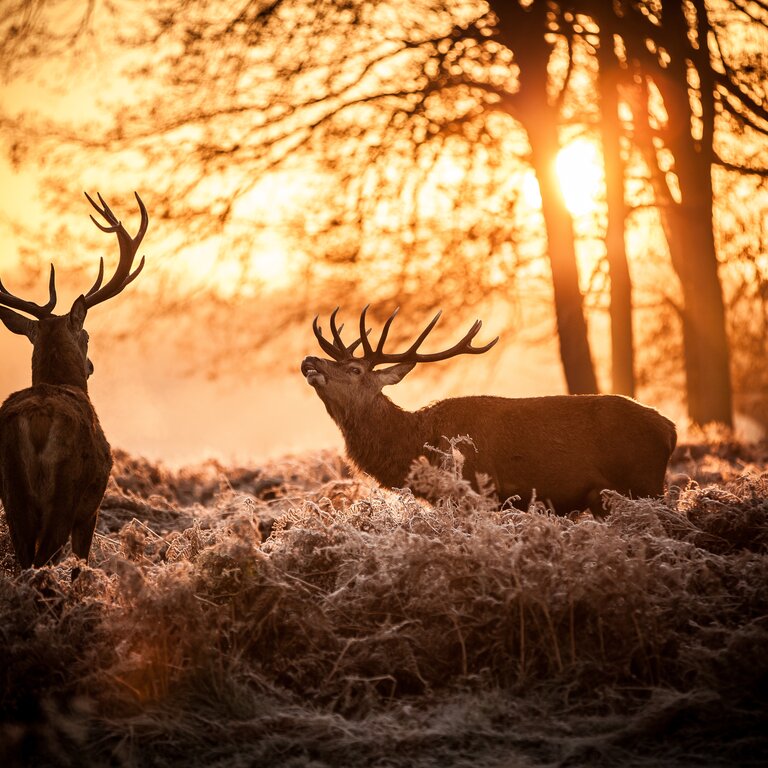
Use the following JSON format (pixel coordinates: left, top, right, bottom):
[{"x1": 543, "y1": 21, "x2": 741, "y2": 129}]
[
  {"x1": 0, "y1": 309, "x2": 111, "y2": 568},
  {"x1": 302, "y1": 356, "x2": 677, "y2": 515},
  {"x1": 0, "y1": 192, "x2": 147, "y2": 568}
]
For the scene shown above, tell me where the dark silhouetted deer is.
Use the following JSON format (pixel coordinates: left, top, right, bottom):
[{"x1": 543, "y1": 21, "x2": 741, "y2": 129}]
[
  {"x1": 302, "y1": 307, "x2": 677, "y2": 515},
  {"x1": 0, "y1": 192, "x2": 148, "y2": 568}
]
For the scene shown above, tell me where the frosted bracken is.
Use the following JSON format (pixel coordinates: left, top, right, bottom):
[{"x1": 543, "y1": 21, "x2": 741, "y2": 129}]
[{"x1": 1, "y1": 439, "x2": 766, "y2": 767}]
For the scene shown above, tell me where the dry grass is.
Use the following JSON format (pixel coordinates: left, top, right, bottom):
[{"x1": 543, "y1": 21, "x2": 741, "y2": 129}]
[{"x1": 1, "y1": 438, "x2": 767, "y2": 767}]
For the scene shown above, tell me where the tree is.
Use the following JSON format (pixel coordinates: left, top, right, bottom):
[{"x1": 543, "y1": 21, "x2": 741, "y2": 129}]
[
  {"x1": 608, "y1": 0, "x2": 768, "y2": 427},
  {"x1": 592, "y1": 8, "x2": 636, "y2": 397},
  {"x1": 0, "y1": 1, "x2": 96, "y2": 81},
  {"x1": 486, "y1": 1, "x2": 598, "y2": 393}
]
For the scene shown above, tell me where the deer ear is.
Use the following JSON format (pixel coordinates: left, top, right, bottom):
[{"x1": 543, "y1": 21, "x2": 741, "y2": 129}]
[
  {"x1": 68, "y1": 295, "x2": 88, "y2": 331},
  {"x1": 0, "y1": 307, "x2": 37, "y2": 341},
  {"x1": 376, "y1": 362, "x2": 416, "y2": 387}
]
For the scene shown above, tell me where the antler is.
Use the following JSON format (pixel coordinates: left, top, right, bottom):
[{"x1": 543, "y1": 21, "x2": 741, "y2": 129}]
[
  {"x1": 313, "y1": 306, "x2": 498, "y2": 366},
  {"x1": 0, "y1": 264, "x2": 57, "y2": 318},
  {"x1": 83, "y1": 192, "x2": 148, "y2": 308},
  {"x1": 312, "y1": 307, "x2": 368, "y2": 361}
]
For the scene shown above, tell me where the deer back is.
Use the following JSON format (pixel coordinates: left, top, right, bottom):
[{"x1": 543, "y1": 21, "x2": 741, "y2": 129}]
[{"x1": 417, "y1": 393, "x2": 676, "y2": 511}]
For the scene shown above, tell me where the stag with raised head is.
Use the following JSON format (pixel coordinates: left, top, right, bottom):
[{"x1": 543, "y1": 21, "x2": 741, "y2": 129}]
[
  {"x1": 302, "y1": 307, "x2": 677, "y2": 515},
  {"x1": 0, "y1": 192, "x2": 148, "y2": 568}
]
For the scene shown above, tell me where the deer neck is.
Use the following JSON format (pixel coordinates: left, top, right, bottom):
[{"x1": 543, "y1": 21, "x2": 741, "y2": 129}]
[
  {"x1": 331, "y1": 392, "x2": 426, "y2": 487},
  {"x1": 31, "y1": 342, "x2": 89, "y2": 391}
]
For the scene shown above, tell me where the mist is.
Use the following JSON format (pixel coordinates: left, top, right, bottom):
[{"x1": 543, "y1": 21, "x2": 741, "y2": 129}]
[{"x1": 0, "y1": 324, "x2": 582, "y2": 466}]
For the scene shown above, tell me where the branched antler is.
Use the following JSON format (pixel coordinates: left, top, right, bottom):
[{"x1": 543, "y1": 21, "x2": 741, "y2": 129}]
[
  {"x1": 313, "y1": 306, "x2": 498, "y2": 366},
  {"x1": 0, "y1": 264, "x2": 57, "y2": 318},
  {"x1": 312, "y1": 307, "x2": 368, "y2": 360},
  {"x1": 84, "y1": 192, "x2": 148, "y2": 308}
]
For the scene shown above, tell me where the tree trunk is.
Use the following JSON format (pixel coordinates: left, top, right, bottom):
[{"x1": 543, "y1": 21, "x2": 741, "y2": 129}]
[
  {"x1": 596, "y1": 29, "x2": 635, "y2": 397},
  {"x1": 528, "y1": 126, "x2": 599, "y2": 394},
  {"x1": 666, "y1": 184, "x2": 733, "y2": 426},
  {"x1": 492, "y1": 1, "x2": 598, "y2": 394},
  {"x1": 653, "y1": 0, "x2": 733, "y2": 426}
]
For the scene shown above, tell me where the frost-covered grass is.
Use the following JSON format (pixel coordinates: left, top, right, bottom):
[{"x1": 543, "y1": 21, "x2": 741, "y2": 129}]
[{"x1": 1, "y1": 439, "x2": 767, "y2": 767}]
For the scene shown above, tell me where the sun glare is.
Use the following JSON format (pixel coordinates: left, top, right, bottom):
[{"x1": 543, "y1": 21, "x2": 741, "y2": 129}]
[
  {"x1": 521, "y1": 171, "x2": 542, "y2": 208},
  {"x1": 555, "y1": 139, "x2": 604, "y2": 217}
]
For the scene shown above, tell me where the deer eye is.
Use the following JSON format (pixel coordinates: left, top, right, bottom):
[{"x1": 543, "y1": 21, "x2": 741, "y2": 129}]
[{"x1": 348, "y1": 366, "x2": 363, "y2": 376}]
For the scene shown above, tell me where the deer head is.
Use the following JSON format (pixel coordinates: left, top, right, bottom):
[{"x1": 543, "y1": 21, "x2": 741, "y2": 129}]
[
  {"x1": 302, "y1": 306, "x2": 498, "y2": 419},
  {"x1": 0, "y1": 192, "x2": 148, "y2": 390}
]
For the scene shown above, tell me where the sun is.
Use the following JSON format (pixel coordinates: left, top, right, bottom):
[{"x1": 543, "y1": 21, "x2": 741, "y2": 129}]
[{"x1": 555, "y1": 138, "x2": 604, "y2": 217}]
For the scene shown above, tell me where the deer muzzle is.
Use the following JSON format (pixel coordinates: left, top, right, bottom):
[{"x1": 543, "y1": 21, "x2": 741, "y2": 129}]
[{"x1": 301, "y1": 356, "x2": 327, "y2": 387}]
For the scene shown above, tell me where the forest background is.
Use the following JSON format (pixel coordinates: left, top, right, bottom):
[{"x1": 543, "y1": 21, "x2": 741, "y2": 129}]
[{"x1": 1, "y1": 0, "x2": 767, "y2": 464}]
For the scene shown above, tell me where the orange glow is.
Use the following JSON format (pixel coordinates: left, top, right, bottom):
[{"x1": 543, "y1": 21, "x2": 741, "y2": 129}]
[
  {"x1": 520, "y1": 140, "x2": 604, "y2": 218},
  {"x1": 521, "y1": 170, "x2": 542, "y2": 208},
  {"x1": 555, "y1": 139, "x2": 604, "y2": 216}
]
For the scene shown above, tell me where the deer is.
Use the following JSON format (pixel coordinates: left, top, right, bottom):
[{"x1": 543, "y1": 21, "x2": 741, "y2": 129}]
[
  {"x1": 301, "y1": 307, "x2": 677, "y2": 516},
  {"x1": 0, "y1": 192, "x2": 148, "y2": 568}
]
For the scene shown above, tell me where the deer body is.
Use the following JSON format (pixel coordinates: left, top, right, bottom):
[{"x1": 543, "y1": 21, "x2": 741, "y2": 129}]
[
  {"x1": 303, "y1": 308, "x2": 676, "y2": 515},
  {"x1": 321, "y1": 384, "x2": 675, "y2": 513},
  {"x1": 0, "y1": 193, "x2": 148, "y2": 568},
  {"x1": 0, "y1": 384, "x2": 111, "y2": 568}
]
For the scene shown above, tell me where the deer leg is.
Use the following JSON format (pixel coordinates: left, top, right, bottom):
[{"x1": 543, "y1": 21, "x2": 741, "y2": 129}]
[
  {"x1": 71, "y1": 480, "x2": 107, "y2": 562},
  {"x1": 71, "y1": 512, "x2": 98, "y2": 562},
  {"x1": 586, "y1": 488, "x2": 607, "y2": 518},
  {"x1": 32, "y1": 526, "x2": 67, "y2": 567},
  {"x1": 2, "y1": 447, "x2": 40, "y2": 568},
  {"x1": 31, "y1": 461, "x2": 80, "y2": 567},
  {"x1": 5, "y1": 500, "x2": 37, "y2": 569}
]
